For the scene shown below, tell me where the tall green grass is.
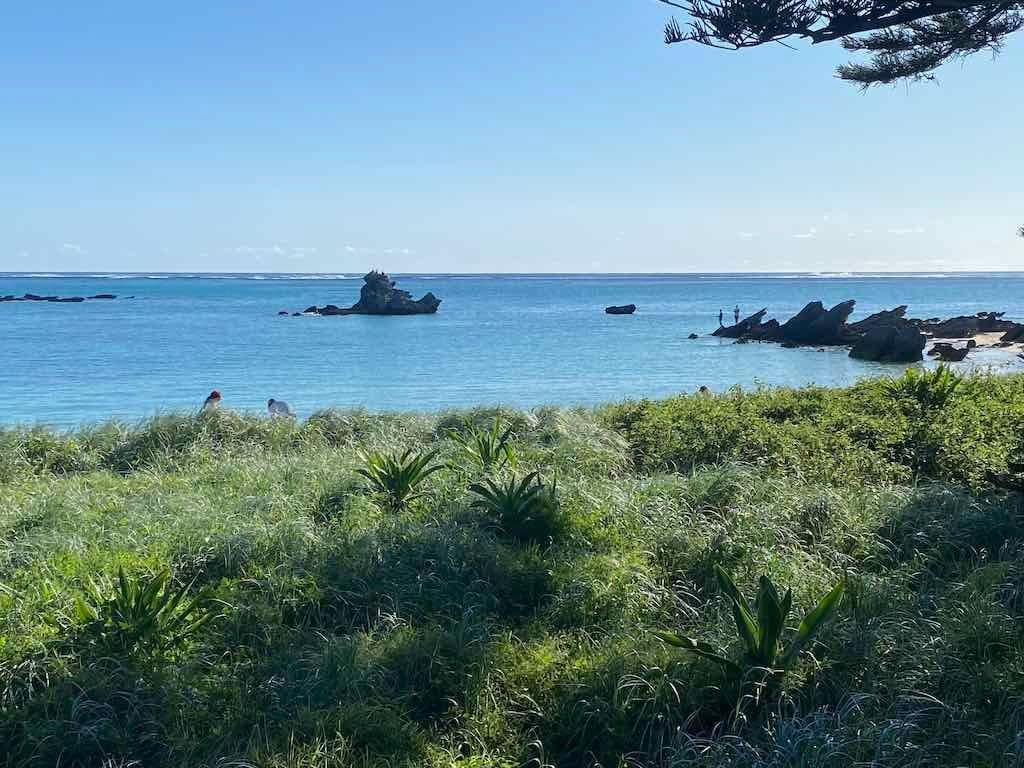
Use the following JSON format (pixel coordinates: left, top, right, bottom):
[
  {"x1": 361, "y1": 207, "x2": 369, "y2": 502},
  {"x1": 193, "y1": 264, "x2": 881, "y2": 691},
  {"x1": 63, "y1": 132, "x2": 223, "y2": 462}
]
[{"x1": 0, "y1": 376, "x2": 1023, "y2": 767}]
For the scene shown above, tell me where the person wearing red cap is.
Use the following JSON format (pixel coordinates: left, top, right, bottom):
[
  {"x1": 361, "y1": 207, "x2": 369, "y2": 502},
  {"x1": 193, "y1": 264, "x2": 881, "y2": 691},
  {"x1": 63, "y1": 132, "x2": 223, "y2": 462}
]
[{"x1": 203, "y1": 390, "x2": 222, "y2": 411}]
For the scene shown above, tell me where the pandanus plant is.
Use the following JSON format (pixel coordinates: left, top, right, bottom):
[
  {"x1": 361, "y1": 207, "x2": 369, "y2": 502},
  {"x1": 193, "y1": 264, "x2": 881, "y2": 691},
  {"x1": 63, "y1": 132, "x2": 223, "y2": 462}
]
[
  {"x1": 469, "y1": 471, "x2": 560, "y2": 544},
  {"x1": 75, "y1": 567, "x2": 214, "y2": 655},
  {"x1": 447, "y1": 416, "x2": 517, "y2": 472},
  {"x1": 356, "y1": 448, "x2": 445, "y2": 512},
  {"x1": 656, "y1": 566, "x2": 844, "y2": 677}
]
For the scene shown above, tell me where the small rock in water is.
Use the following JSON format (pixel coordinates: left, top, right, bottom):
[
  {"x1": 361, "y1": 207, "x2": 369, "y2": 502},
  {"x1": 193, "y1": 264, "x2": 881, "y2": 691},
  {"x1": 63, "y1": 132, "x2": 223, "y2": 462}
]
[
  {"x1": 605, "y1": 304, "x2": 637, "y2": 315},
  {"x1": 688, "y1": 333, "x2": 699, "y2": 339}
]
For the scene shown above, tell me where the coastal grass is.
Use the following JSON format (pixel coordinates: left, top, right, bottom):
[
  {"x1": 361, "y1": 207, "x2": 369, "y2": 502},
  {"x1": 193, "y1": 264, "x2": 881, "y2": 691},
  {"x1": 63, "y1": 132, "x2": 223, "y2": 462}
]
[{"x1": 0, "y1": 375, "x2": 1023, "y2": 766}]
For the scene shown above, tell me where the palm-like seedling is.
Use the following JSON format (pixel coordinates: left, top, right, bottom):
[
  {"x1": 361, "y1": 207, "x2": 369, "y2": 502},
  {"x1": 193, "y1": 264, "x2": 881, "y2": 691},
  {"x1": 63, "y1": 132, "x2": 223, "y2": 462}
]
[
  {"x1": 447, "y1": 417, "x2": 517, "y2": 472},
  {"x1": 469, "y1": 471, "x2": 559, "y2": 544},
  {"x1": 75, "y1": 567, "x2": 214, "y2": 654},
  {"x1": 656, "y1": 566, "x2": 844, "y2": 676},
  {"x1": 356, "y1": 448, "x2": 445, "y2": 512},
  {"x1": 883, "y1": 364, "x2": 962, "y2": 413}
]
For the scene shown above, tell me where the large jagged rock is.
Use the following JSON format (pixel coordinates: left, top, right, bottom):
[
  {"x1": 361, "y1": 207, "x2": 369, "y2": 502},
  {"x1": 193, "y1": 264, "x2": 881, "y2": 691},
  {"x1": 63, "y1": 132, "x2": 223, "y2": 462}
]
[
  {"x1": 772, "y1": 300, "x2": 856, "y2": 345},
  {"x1": 713, "y1": 308, "x2": 769, "y2": 339},
  {"x1": 306, "y1": 271, "x2": 441, "y2": 316},
  {"x1": 847, "y1": 306, "x2": 909, "y2": 334},
  {"x1": 849, "y1": 325, "x2": 927, "y2": 363}
]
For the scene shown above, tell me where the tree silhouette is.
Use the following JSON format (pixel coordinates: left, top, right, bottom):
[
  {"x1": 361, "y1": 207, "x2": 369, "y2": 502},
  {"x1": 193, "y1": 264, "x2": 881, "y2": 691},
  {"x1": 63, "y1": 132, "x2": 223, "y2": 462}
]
[{"x1": 659, "y1": 0, "x2": 1023, "y2": 86}]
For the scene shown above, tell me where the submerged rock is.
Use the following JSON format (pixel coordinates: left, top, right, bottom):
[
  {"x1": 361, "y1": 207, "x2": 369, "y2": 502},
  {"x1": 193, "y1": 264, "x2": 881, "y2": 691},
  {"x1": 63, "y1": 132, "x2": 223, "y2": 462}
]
[
  {"x1": 605, "y1": 304, "x2": 636, "y2": 315},
  {"x1": 302, "y1": 271, "x2": 441, "y2": 316}
]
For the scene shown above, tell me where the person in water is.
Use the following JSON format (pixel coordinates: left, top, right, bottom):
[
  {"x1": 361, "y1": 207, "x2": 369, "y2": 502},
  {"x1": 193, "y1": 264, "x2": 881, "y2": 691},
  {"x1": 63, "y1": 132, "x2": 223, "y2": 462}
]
[
  {"x1": 734, "y1": 305, "x2": 741, "y2": 324},
  {"x1": 202, "y1": 390, "x2": 222, "y2": 410},
  {"x1": 718, "y1": 309, "x2": 724, "y2": 327},
  {"x1": 267, "y1": 398, "x2": 295, "y2": 417}
]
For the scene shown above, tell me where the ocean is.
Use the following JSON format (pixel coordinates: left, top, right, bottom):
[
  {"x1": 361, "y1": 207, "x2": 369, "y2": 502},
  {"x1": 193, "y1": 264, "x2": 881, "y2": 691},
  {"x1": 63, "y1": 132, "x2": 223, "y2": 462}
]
[{"x1": 2, "y1": 272, "x2": 1023, "y2": 427}]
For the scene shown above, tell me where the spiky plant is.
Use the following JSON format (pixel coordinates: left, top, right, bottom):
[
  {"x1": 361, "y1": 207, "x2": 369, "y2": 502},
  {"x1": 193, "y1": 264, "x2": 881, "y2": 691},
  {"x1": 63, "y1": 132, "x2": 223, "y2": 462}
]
[
  {"x1": 356, "y1": 448, "x2": 445, "y2": 512},
  {"x1": 447, "y1": 416, "x2": 517, "y2": 472},
  {"x1": 883, "y1": 364, "x2": 962, "y2": 413},
  {"x1": 656, "y1": 566, "x2": 844, "y2": 677},
  {"x1": 469, "y1": 471, "x2": 560, "y2": 544},
  {"x1": 883, "y1": 364, "x2": 962, "y2": 475},
  {"x1": 75, "y1": 567, "x2": 214, "y2": 655}
]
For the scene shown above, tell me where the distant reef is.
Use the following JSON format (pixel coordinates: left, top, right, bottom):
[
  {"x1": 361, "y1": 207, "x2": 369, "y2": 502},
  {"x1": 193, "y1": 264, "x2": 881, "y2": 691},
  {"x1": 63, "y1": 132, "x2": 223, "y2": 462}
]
[
  {"x1": 1, "y1": 293, "x2": 122, "y2": 304},
  {"x1": 291, "y1": 271, "x2": 441, "y2": 316},
  {"x1": 714, "y1": 301, "x2": 1024, "y2": 363}
]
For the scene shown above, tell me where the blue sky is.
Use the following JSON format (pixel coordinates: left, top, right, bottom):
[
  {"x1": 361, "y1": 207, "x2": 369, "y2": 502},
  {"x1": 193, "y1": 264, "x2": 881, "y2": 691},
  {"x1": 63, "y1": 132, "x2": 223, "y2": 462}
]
[{"x1": 2, "y1": 1, "x2": 1022, "y2": 273}]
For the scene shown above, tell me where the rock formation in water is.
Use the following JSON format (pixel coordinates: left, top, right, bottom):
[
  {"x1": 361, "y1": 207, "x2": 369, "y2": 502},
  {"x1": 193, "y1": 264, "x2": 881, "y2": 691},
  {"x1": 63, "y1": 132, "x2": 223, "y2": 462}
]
[
  {"x1": 605, "y1": 304, "x2": 636, "y2": 315},
  {"x1": 302, "y1": 271, "x2": 441, "y2": 316},
  {"x1": 1, "y1": 293, "x2": 119, "y2": 304},
  {"x1": 916, "y1": 311, "x2": 1020, "y2": 338},
  {"x1": 713, "y1": 308, "x2": 771, "y2": 339},
  {"x1": 927, "y1": 342, "x2": 971, "y2": 362}
]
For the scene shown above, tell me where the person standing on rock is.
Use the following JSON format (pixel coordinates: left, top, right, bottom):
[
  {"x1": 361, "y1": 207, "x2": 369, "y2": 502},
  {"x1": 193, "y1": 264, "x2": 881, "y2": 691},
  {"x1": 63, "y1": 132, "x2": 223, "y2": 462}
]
[
  {"x1": 718, "y1": 309, "x2": 724, "y2": 327},
  {"x1": 734, "y1": 305, "x2": 741, "y2": 324}
]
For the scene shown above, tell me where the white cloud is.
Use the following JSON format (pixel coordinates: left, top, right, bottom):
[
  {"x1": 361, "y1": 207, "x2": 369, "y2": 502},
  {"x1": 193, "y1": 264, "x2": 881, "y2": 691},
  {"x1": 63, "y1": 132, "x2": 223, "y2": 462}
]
[
  {"x1": 792, "y1": 227, "x2": 818, "y2": 239},
  {"x1": 887, "y1": 226, "x2": 926, "y2": 235},
  {"x1": 61, "y1": 243, "x2": 83, "y2": 252},
  {"x1": 737, "y1": 232, "x2": 757, "y2": 240}
]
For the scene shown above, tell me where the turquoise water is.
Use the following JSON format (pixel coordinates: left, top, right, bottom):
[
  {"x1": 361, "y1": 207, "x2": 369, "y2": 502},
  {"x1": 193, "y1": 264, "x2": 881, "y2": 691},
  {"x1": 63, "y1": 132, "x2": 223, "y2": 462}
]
[{"x1": 2, "y1": 272, "x2": 1023, "y2": 427}]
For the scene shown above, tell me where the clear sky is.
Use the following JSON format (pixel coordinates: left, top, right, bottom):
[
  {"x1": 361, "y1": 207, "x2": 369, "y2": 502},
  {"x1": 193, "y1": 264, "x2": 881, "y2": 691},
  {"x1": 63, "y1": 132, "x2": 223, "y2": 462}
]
[{"x1": 2, "y1": 1, "x2": 1022, "y2": 273}]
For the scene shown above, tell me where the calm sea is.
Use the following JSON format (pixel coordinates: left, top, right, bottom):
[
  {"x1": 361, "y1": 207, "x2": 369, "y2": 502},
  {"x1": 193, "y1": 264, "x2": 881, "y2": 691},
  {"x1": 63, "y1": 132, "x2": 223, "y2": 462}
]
[{"x1": 2, "y1": 272, "x2": 1023, "y2": 427}]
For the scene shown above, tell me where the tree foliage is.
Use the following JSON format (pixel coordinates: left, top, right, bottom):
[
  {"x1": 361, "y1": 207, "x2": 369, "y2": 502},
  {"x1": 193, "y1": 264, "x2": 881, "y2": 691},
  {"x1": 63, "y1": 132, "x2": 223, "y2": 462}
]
[{"x1": 659, "y1": 0, "x2": 1024, "y2": 85}]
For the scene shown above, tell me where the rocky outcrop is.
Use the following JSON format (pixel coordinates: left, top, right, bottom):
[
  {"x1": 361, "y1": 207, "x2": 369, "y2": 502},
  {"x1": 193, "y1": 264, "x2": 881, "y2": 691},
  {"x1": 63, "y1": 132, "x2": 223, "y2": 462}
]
[
  {"x1": 302, "y1": 271, "x2": 441, "y2": 316},
  {"x1": 718, "y1": 300, "x2": 929, "y2": 362},
  {"x1": 713, "y1": 308, "x2": 770, "y2": 339},
  {"x1": 774, "y1": 300, "x2": 856, "y2": 346},
  {"x1": 847, "y1": 306, "x2": 909, "y2": 335},
  {"x1": 928, "y1": 342, "x2": 971, "y2": 362},
  {"x1": 2, "y1": 293, "x2": 118, "y2": 304},
  {"x1": 1001, "y1": 326, "x2": 1024, "y2": 343},
  {"x1": 918, "y1": 311, "x2": 1020, "y2": 338},
  {"x1": 605, "y1": 304, "x2": 636, "y2": 315},
  {"x1": 849, "y1": 324, "x2": 927, "y2": 363}
]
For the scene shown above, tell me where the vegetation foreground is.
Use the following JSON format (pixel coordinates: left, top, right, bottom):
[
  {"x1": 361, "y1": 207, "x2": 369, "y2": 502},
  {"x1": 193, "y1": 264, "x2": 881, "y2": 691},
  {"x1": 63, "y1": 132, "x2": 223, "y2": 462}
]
[{"x1": 2, "y1": 370, "x2": 1024, "y2": 767}]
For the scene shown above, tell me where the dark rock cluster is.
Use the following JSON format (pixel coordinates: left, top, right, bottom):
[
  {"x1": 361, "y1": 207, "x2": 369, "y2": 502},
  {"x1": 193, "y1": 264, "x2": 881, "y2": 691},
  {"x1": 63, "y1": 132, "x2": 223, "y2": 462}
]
[
  {"x1": 297, "y1": 271, "x2": 440, "y2": 316},
  {"x1": 605, "y1": 304, "x2": 636, "y2": 315},
  {"x1": 713, "y1": 301, "x2": 1024, "y2": 363},
  {"x1": 1, "y1": 293, "x2": 119, "y2": 304}
]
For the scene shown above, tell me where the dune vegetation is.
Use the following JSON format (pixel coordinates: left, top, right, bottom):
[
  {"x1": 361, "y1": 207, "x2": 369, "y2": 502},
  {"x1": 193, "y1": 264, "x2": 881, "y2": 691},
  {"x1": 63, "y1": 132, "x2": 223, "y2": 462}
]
[{"x1": 2, "y1": 369, "x2": 1024, "y2": 767}]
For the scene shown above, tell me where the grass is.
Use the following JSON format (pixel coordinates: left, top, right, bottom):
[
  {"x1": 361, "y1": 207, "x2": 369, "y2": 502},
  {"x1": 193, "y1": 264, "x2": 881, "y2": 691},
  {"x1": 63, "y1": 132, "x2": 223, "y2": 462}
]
[{"x1": 0, "y1": 375, "x2": 1023, "y2": 767}]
